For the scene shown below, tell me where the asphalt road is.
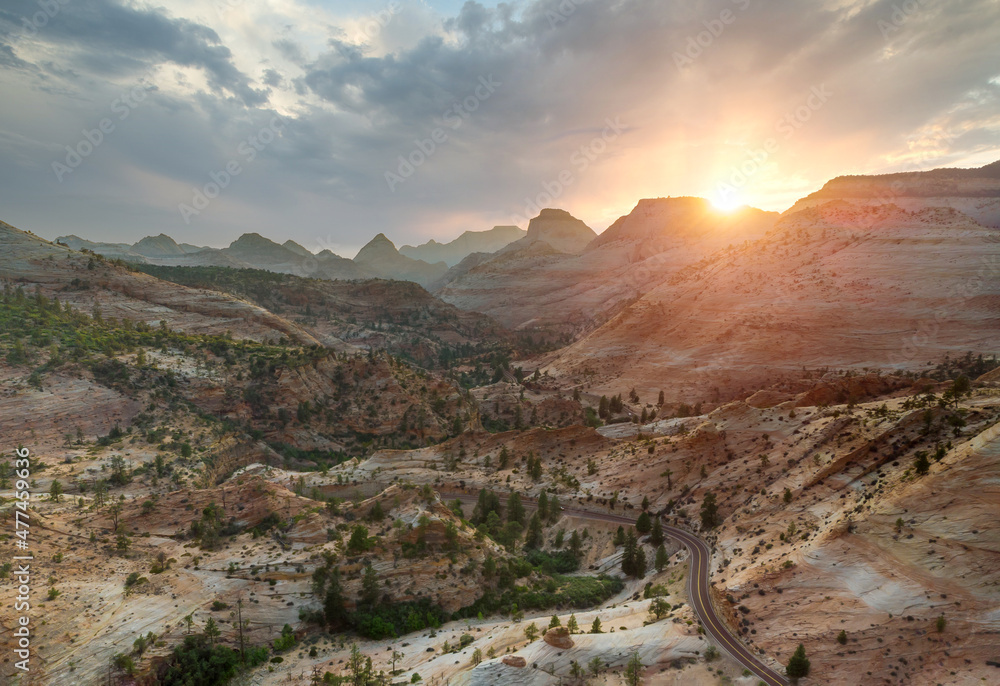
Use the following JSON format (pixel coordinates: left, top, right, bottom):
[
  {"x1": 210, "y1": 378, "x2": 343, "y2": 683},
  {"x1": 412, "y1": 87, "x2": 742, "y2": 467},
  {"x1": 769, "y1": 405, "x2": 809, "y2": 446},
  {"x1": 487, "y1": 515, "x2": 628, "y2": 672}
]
[{"x1": 447, "y1": 492, "x2": 788, "y2": 685}]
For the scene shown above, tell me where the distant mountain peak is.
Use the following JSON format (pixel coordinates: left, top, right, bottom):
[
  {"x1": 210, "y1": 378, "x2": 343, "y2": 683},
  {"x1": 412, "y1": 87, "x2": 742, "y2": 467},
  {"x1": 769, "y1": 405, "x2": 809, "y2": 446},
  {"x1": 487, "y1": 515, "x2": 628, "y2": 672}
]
[
  {"x1": 399, "y1": 225, "x2": 526, "y2": 266},
  {"x1": 520, "y1": 209, "x2": 596, "y2": 254}
]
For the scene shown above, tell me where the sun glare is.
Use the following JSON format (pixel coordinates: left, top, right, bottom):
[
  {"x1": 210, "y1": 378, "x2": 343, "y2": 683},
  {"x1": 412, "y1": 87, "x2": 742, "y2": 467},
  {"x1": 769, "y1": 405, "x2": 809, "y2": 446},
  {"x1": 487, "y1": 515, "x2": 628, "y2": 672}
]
[{"x1": 711, "y1": 191, "x2": 743, "y2": 212}]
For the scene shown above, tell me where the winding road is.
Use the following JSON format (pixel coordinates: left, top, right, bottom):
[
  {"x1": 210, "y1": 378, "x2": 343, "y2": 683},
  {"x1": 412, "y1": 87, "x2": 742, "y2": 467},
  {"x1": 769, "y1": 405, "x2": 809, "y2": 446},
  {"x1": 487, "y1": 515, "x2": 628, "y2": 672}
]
[{"x1": 447, "y1": 492, "x2": 788, "y2": 685}]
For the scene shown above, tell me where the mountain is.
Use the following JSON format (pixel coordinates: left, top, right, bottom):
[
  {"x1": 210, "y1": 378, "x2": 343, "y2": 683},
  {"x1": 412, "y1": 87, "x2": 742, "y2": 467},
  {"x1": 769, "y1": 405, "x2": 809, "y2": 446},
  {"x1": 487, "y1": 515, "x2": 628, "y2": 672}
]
[
  {"x1": 502, "y1": 208, "x2": 597, "y2": 255},
  {"x1": 353, "y1": 233, "x2": 448, "y2": 286},
  {"x1": 545, "y1": 193, "x2": 1000, "y2": 403},
  {"x1": 132, "y1": 233, "x2": 187, "y2": 257},
  {"x1": 54, "y1": 234, "x2": 140, "y2": 259},
  {"x1": 435, "y1": 201, "x2": 777, "y2": 333},
  {"x1": 400, "y1": 225, "x2": 526, "y2": 266},
  {"x1": 282, "y1": 239, "x2": 313, "y2": 258},
  {"x1": 223, "y1": 232, "x2": 301, "y2": 268},
  {"x1": 3, "y1": 220, "x2": 319, "y2": 344},
  {"x1": 786, "y1": 160, "x2": 1000, "y2": 227}
]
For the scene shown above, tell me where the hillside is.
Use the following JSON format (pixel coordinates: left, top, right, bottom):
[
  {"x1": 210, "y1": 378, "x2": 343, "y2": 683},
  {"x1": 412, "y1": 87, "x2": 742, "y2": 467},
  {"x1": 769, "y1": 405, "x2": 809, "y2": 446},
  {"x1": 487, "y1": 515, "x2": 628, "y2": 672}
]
[
  {"x1": 400, "y1": 225, "x2": 526, "y2": 266},
  {"x1": 436, "y1": 200, "x2": 777, "y2": 335},
  {"x1": 541, "y1": 201, "x2": 1000, "y2": 403},
  {"x1": 786, "y1": 160, "x2": 1000, "y2": 227}
]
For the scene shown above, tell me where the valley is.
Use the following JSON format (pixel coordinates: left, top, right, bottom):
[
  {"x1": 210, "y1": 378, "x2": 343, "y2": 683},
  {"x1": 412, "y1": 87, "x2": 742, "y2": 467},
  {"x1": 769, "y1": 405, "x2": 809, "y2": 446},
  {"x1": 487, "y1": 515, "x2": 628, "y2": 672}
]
[{"x1": 2, "y1": 162, "x2": 1000, "y2": 686}]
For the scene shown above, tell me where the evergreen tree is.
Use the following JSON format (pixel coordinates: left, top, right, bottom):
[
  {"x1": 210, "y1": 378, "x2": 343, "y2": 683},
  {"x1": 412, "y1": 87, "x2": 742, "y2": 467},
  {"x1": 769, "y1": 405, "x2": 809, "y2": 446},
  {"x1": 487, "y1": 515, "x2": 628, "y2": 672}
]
[
  {"x1": 590, "y1": 617, "x2": 602, "y2": 634},
  {"x1": 524, "y1": 513, "x2": 543, "y2": 549},
  {"x1": 204, "y1": 617, "x2": 221, "y2": 646},
  {"x1": 624, "y1": 650, "x2": 643, "y2": 686},
  {"x1": 621, "y1": 529, "x2": 641, "y2": 577},
  {"x1": 598, "y1": 395, "x2": 610, "y2": 418},
  {"x1": 569, "y1": 530, "x2": 582, "y2": 558},
  {"x1": 914, "y1": 451, "x2": 931, "y2": 476},
  {"x1": 324, "y1": 569, "x2": 348, "y2": 629},
  {"x1": 498, "y1": 447, "x2": 510, "y2": 470},
  {"x1": 548, "y1": 495, "x2": 561, "y2": 524},
  {"x1": 700, "y1": 491, "x2": 721, "y2": 529},
  {"x1": 635, "y1": 511, "x2": 652, "y2": 535},
  {"x1": 537, "y1": 490, "x2": 549, "y2": 521},
  {"x1": 658, "y1": 390, "x2": 665, "y2": 406},
  {"x1": 472, "y1": 489, "x2": 502, "y2": 524},
  {"x1": 785, "y1": 644, "x2": 810, "y2": 681},
  {"x1": 641, "y1": 495, "x2": 650, "y2": 511},
  {"x1": 360, "y1": 564, "x2": 379, "y2": 608},
  {"x1": 506, "y1": 491, "x2": 525, "y2": 526},
  {"x1": 567, "y1": 614, "x2": 579, "y2": 633},
  {"x1": 654, "y1": 544, "x2": 668, "y2": 572},
  {"x1": 649, "y1": 518, "x2": 665, "y2": 546}
]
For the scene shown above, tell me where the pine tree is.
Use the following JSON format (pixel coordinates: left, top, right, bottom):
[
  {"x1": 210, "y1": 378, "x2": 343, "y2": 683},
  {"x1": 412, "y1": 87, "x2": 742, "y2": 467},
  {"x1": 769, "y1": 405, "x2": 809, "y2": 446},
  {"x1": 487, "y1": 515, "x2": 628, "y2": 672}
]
[
  {"x1": 654, "y1": 544, "x2": 668, "y2": 572},
  {"x1": 498, "y1": 447, "x2": 510, "y2": 469},
  {"x1": 506, "y1": 491, "x2": 525, "y2": 525},
  {"x1": 537, "y1": 490, "x2": 549, "y2": 521},
  {"x1": 785, "y1": 643, "x2": 810, "y2": 680},
  {"x1": 624, "y1": 650, "x2": 643, "y2": 686},
  {"x1": 635, "y1": 511, "x2": 652, "y2": 535},
  {"x1": 658, "y1": 390, "x2": 665, "y2": 406},
  {"x1": 836, "y1": 630, "x2": 847, "y2": 645},
  {"x1": 598, "y1": 395, "x2": 610, "y2": 418},
  {"x1": 914, "y1": 451, "x2": 931, "y2": 476},
  {"x1": 324, "y1": 568, "x2": 348, "y2": 629},
  {"x1": 548, "y1": 495, "x2": 561, "y2": 524},
  {"x1": 641, "y1": 495, "x2": 650, "y2": 511},
  {"x1": 590, "y1": 617, "x2": 602, "y2": 634},
  {"x1": 613, "y1": 526, "x2": 626, "y2": 547},
  {"x1": 567, "y1": 614, "x2": 579, "y2": 633},
  {"x1": 649, "y1": 518, "x2": 664, "y2": 546},
  {"x1": 204, "y1": 617, "x2": 221, "y2": 646},
  {"x1": 569, "y1": 530, "x2": 582, "y2": 558},
  {"x1": 700, "y1": 491, "x2": 721, "y2": 529},
  {"x1": 621, "y1": 529, "x2": 639, "y2": 576},
  {"x1": 524, "y1": 513, "x2": 543, "y2": 549},
  {"x1": 360, "y1": 563, "x2": 379, "y2": 607}
]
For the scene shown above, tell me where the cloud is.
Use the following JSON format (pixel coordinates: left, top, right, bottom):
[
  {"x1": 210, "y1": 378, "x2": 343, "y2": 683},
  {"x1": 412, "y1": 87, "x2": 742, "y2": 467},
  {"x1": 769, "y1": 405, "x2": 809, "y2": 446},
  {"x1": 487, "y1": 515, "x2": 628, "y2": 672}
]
[
  {"x1": 0, "y1": 0, "x2": 268, "y2": 104},
  {"x1": 0, "y1": 0, "x2": 997, "y2": 250}
]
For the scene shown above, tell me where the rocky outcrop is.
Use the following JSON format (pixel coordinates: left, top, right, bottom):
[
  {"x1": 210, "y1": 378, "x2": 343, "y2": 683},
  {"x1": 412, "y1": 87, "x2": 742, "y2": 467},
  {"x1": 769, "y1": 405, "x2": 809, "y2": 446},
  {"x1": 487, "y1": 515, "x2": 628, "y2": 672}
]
[
  {"x1": 501, "y1": 656, "x2": 527, "y2": 668},
  {"x1": 542, "y1": 627, "x2": 574, "y2": 649}
]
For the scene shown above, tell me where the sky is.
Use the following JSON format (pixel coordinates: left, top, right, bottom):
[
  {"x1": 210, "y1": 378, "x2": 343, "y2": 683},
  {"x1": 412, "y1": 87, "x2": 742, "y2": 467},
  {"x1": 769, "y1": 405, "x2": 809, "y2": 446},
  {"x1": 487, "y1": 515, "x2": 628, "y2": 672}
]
[{"x1": 1, "y1": 0, "x2": 999, "y2": 257}]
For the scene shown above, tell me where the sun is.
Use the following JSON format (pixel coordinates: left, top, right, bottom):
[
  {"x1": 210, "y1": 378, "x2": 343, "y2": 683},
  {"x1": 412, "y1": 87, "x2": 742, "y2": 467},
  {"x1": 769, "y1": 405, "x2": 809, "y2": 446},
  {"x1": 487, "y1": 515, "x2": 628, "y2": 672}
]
[{"x1": 710, "y1": 190, "x2": 743, "y2": 212}]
